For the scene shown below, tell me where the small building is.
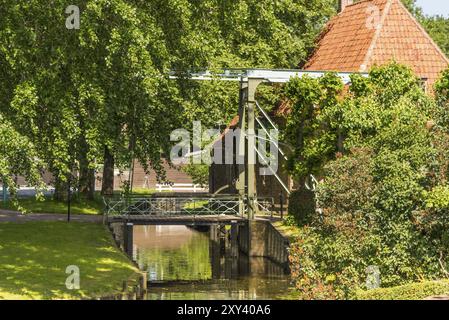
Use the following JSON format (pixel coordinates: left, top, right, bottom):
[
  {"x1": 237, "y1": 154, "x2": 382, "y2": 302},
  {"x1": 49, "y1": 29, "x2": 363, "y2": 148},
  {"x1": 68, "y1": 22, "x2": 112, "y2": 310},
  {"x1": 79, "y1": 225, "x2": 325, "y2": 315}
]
[{"x1": 209, "y1": 0, "x2": 449, "y2": 206}]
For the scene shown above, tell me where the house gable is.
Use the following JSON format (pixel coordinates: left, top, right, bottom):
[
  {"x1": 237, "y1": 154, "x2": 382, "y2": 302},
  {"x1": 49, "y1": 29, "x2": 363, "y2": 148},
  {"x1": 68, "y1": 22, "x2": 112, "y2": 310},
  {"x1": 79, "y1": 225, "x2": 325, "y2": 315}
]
[
  {"x1": 367, "y1": 0, "x2": 449, "y2": 87},
  {"x1": 304, "y1": 0, "x2": 449, "y2": 89}
]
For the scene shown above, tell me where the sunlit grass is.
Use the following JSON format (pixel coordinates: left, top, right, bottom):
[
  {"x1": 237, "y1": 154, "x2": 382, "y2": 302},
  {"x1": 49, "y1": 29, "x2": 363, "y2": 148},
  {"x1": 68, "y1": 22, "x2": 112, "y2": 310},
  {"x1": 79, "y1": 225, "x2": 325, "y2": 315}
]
[
  {"x1": 272, "y1": 220, "x2": 301, "y2": 241},
  {"x1": 129, "y1": 187, "x2": 156, "y2": 195},
  {"x1": 0, "y1": 195, "x2": 103, "y2": 215},
  {"x1": 0, "y1": 188, "x2": 158, "y2": 215},
  {"x1": 0, "y1": 221, "x2": 139, "y2": 300}
]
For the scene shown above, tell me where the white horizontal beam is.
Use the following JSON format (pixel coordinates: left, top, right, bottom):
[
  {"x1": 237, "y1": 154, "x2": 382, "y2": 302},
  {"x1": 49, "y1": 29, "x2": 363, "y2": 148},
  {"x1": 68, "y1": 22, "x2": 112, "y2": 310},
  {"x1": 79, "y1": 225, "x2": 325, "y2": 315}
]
[{"x1": 169, "y1": 68, "x2": 368, "y2": 84}]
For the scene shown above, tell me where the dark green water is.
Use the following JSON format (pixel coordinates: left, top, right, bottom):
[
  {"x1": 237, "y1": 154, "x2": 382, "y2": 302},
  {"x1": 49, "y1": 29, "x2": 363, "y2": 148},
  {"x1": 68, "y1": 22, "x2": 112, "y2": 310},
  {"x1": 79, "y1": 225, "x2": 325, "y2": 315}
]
[{"x1": 133, "y1": 225, "x2": 292, "y2": 300}]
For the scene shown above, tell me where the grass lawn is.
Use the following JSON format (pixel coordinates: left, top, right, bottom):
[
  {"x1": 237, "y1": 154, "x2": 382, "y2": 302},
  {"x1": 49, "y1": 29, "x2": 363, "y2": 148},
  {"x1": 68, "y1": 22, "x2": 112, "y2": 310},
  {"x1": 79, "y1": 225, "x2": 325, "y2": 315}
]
[
  {"x1": 0, "y1": 188, "x2": 157, "y2": 215},
  {"x1": 130, "y1": 187, "x2": 157, "y2": 195},
  {"x1": 0, "y1": 221, "x2": 140, "y2": 299},
  {"x1": 272, "y1": 220, "x2": 301, "y2": 242},
  {"x1": 0, "y1": 196, "x2": 103, "y2": 215}
]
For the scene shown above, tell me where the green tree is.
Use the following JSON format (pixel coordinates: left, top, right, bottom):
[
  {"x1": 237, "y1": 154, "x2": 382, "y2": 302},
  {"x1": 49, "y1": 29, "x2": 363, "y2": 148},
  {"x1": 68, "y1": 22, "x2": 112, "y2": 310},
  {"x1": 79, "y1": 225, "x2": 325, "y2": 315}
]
[
  {"x1": 282, "y1": 72, "x2": 344, "y2": 181},
  {"x1": 1, "y1": 0, "x2": 337, "y2": 197},
  {"x1": 0, "y1": 116, "x2": 44, "y2": 203},
  {"x1": 0, "y1": 1, "x2": 177, "y2": 198}
]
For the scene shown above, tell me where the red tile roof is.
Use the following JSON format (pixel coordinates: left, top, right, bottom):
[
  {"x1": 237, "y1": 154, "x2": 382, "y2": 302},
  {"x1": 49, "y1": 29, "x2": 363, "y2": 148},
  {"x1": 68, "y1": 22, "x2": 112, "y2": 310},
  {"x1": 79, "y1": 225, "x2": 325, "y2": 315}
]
[{"x1": 303, "y1": 0, "x2": 449, "y2": 89}]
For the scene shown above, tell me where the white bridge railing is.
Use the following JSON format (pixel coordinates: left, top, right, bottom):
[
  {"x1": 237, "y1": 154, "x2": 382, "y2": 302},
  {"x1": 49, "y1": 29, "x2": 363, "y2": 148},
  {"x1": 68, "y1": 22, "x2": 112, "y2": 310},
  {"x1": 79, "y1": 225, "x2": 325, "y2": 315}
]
[{"x1": 103, "y1": 196, "x2": 274, "y2": 219}]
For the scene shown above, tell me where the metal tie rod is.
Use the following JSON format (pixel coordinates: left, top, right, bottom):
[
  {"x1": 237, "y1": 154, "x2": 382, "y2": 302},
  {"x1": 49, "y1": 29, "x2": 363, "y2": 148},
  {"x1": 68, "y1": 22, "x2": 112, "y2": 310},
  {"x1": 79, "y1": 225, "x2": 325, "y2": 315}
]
[
  {"x1": 255, "y1": 101, "x2": 279, "y2": 132},
  {"x1": 255, "y1": 117, "x2": 287, "y2": 161},
  {"x1": 254, "y1": 146, "x2": 290, "y2": 195}
]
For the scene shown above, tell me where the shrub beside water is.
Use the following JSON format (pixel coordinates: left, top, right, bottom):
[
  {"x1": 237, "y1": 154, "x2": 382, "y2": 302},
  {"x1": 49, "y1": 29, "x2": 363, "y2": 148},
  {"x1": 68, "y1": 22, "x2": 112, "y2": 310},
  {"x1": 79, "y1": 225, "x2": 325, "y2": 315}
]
[{"x1": 287, "y1": 189, "x2": 315, "y2": 226}]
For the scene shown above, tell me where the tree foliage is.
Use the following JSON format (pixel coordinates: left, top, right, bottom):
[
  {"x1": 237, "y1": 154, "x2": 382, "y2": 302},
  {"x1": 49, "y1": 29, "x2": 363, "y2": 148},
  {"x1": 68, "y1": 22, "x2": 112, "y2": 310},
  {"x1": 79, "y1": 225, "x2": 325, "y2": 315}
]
[
  {"x1": 283, "y1": 72, "x2": 344, "y2": 180},
  {"x1": 0, "y1": 0, "x2": 337, "y2": 195},
  {"x1": 287, "y1": 63, "x2": 449, "y2": 299},
  {"x1": 0, "y1": 115, "x2": 44, "y2": 203}
]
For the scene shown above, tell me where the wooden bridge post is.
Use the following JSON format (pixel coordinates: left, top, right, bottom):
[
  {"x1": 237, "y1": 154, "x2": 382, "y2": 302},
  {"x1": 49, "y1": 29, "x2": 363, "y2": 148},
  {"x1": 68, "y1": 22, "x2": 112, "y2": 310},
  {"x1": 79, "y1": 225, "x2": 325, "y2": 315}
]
[
  {"x1": 123, "y1": 222, "x2": 134, "y2": 258},
  {"x1": 235, "y1": 77, "x2": 263, "y2": 220}
]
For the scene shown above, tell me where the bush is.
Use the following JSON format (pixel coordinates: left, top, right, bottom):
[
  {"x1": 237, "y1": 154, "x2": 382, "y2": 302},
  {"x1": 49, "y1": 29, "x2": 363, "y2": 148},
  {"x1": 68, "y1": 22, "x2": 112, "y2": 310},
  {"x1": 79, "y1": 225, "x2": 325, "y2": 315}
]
[
  {"x1": 290, "y1": 147, "x2": 443, "y2": 299},
  {"x1": 287, "y1": 188, "x2": 315, "y2": 226},
  {"x1": 316, "y1": 148, "x2": 377, "y2": 230},
  {"x1": 356, "y1": 280, "x2": 449, "y2": 300},
  {"x1": 289, "y1": 226, "x2": 370, "y2": 300}
]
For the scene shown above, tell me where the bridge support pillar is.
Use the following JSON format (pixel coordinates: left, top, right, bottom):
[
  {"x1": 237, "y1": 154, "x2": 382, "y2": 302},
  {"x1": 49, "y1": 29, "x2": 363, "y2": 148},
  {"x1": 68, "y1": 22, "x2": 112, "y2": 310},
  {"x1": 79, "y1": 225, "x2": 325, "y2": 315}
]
[
  {"x1": 210, "y1": 224, "x2": 220, "y2": 243},
  {"x1": 230, "y1": 223, "x2": 239, "y2": 259},
  {"x1": 209, "y1": 225, "x2": 222, "y2": 279},
  {"x1": 123, "y1": 222, "x2": 134, "y2": 258}
]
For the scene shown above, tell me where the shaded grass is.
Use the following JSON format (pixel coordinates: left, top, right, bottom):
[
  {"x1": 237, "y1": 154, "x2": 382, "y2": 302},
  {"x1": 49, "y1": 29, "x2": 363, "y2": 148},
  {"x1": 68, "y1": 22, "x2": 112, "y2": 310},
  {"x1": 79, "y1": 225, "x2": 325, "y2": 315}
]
[
  {"x1": 0, "y1": 221, "x2": 139, "y2": 300},
  {"x1": 130, "y1": 188, "x2": 157, "y2": 195}
]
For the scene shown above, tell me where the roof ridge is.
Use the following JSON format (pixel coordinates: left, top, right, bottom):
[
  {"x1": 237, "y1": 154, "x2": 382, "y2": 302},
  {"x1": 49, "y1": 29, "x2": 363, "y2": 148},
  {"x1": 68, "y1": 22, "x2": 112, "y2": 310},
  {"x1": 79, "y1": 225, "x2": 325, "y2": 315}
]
[
  {"x1": 359, "y1": 0, "x2": 393, "y2": 71},
  {"x1": 396, "y1": 0, "x2": 449, "y2": 65}
]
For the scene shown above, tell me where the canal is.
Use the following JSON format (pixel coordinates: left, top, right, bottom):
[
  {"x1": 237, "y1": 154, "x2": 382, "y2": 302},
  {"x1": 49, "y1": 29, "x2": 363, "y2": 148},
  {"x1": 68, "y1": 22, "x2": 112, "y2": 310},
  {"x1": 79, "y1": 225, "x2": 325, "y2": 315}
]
[{"x1": 132, "y1": 225, "x2": 292, "y2": 300}]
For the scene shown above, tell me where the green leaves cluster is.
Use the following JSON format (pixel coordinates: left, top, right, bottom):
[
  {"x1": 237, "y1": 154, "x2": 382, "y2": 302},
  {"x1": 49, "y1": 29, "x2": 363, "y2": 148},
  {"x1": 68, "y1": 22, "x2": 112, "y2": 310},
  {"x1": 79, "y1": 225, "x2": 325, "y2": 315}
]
[
  {"x1": 287, "y1": 63, "x2": 449, "y2": 299},
  {"x1": 283, "y1": 72, "x2": 344, "y2": 180}
]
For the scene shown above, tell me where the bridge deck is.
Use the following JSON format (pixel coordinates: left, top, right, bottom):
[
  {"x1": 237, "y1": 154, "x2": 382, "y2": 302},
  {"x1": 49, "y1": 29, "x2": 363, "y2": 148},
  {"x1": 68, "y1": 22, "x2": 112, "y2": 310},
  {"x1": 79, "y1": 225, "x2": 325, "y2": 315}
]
[{"x1": 107, "y1": 215, "x2": 245, "y2": 225}]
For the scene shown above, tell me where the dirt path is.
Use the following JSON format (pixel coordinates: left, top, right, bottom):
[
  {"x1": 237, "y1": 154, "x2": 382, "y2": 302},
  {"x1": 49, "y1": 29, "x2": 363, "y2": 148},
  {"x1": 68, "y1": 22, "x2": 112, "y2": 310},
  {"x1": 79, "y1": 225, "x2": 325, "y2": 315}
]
[{"x1": 0, "y1": 209, "x2": 103, "y2": 223}]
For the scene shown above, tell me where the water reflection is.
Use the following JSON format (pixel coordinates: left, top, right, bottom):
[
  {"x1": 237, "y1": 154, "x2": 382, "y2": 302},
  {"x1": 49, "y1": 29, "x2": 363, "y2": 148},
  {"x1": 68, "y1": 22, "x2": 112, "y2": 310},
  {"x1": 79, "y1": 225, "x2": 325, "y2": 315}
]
[
  {"x1": 133, "y1": 225, "x2": 292, "y2": 300},
  {"x1": 134, "y1": 225, "x2": 211, "y2": 281}
]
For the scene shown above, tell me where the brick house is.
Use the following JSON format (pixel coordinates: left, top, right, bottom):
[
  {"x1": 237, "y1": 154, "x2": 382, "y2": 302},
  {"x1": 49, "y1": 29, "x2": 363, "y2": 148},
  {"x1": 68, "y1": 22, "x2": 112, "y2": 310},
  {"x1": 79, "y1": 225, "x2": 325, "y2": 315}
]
[{"x1": 209, "y1": 0, "x2": 449, "y2": 204}]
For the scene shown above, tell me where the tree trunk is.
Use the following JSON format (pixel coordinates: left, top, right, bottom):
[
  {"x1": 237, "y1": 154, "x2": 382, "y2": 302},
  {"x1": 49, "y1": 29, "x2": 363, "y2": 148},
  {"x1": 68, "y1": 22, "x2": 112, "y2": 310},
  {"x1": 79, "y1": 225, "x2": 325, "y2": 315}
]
[
  {"x1": 101, "y1": 146, "x2": 115, "y2": 196},
  {"x1": 78, "y1": 139, "x2": 96, "y2": 200},
  {"x1": 79, "y1": 167, "x2": 95, "y2": 200}
]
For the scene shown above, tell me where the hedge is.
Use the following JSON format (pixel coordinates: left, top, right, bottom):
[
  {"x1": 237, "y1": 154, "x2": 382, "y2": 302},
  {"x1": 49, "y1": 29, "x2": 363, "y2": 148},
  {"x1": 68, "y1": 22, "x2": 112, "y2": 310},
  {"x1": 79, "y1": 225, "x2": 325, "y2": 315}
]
[{"x1": 356, "y1": 280, "x2": 449, "y2": 300}]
